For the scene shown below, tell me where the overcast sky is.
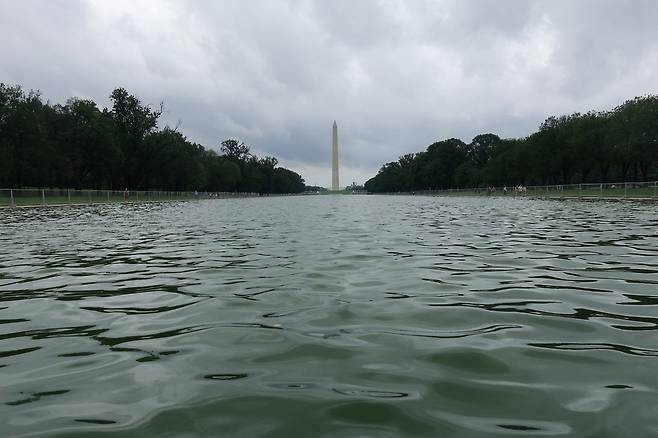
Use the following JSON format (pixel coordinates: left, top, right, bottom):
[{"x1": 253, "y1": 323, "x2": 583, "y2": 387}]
[{"x1": 2, "y1": 0, "x2": 658, "y2": 186}]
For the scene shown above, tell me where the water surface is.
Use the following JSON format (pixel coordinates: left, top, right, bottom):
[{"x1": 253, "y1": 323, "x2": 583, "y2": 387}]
[{"x1": 1, "y1": 196, "x2": 657, "y2": 437}]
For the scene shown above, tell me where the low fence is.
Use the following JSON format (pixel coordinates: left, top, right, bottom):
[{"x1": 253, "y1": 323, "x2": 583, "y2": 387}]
[
  {"x1": 386, "y1": 181, "x2": 658, "y2": 200},
  {"x1": 0, "y1": 189, "x2": 258, "y2": 208}
]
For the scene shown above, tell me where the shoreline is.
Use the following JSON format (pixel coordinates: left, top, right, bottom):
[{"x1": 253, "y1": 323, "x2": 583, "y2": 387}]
[
  {"x1": 0, "y1": 192, "x2": 268, "y2": 209},
  {"x1": 368, "y1": 192, "x2": 658, "y2": 202}
]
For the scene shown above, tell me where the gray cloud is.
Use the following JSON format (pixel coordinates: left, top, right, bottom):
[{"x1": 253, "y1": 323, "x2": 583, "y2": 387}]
[{"x1": 2, "y1": 0, "x2": 658, "y2": 186}]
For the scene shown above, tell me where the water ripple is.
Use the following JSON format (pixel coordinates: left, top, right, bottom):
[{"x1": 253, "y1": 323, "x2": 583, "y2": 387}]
[{"x1": 1, "y1": 197, "x2": 658, "y2": 437}]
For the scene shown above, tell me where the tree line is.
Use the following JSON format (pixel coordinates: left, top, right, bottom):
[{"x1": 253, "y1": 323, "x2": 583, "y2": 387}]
[
  {"x1": 0, "y1": 84, "x2": 305, "y2": 193},
  {"x1": 365, "y1": 95, "x2": 658, "y2": 193}
]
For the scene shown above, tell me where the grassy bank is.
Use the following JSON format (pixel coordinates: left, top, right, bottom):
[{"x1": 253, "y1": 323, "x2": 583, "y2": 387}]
[
  {"x1": 381, "y1": 182, "x2": 658, "y2": 200},
  {"x1": 0, "y1": 189, "x2": 256, "y2": 208}
]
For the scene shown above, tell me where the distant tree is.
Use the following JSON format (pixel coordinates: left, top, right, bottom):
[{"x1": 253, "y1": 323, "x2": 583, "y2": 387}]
[
  {"x1": 618, "y1": 96, "x2": 658, "y2": 180},
  {"x1": 366, "y1": 95, "x2": 658, "y2": 192},
  {"x1": 204, "y1": 151, "x2": 241, "y2": 191},
  {"x1": 109, "y1": 87, "x2": 162, "y2": 188},
  {"x1": 144, "y1": 128, "x2": 207, "y2": 190},
  {"x1": 569, "y1": 112, "x2": 606, "y2": 183},
  {"x1": 59, "y1": 98, "x2": 119, "y2": 188},
  {"x1": 420, "y1": 138, "x2": 467, "y2": 189},
  {"x1": 0, "y1": 84, "x2": 25, "y2": 187},
  {"x1": 466, "y1": 133, "x2": 500, "y2": 167},
  {"x1": 0, "y1": 86, "x2": 58, "y2": 187},
  {"x1": 258, "y1": 156, "x2": 278, "y2": 193},
  {"x1": 273, "y1": 167, "x2": 305, "y2": 193},
  {"x1": 220, "y1": 139, "x2": 252, "y2": 162},
  {"x1": 0, "y1": 83, "x2": 307, "y2": 193}
]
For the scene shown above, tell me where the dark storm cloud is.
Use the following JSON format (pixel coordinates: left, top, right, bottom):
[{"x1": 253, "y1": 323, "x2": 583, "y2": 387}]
[{"x1": 2, "y1": 0, "x2": 658, "y2": 185}]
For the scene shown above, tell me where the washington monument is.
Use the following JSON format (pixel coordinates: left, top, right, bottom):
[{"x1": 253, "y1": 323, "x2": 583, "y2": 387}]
[{"x1": 331, "y1": 121, "x2": 339, "y2": 190}]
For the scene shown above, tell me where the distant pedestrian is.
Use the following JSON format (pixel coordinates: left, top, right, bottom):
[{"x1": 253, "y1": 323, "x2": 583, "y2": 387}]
[{"x1": 123, "y1": 188, "x2": 128, "y2": 200}]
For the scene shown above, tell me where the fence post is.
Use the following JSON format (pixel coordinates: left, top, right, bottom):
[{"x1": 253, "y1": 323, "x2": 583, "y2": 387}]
[
  {"x1": 624, "y1": 183, "x2": 628, "y2": 198},
  {"x1": 88, "y1": 190, "x2": 91, "y2": 204},
  {"x1": 68, "y1": 189, "x2": 71, "y2": 204},
  {"x1": 42, "y1": 189, "x2": 45, "y2": 206},
  {"x1": 107, "y1": 191, "x2": 110, "y2": 203},
  {"x1": 654, "y1": 181, "x2": 657, "y2": 199},
  {"x1": 10, "y1": 189, "x2": 14, "y2": 207},
  {"x1": 136, "y1": 191, "x2": 139, "y2": 202},
  {"x1": 600, "y1": 183, "x2": 603, "y2": 198}
]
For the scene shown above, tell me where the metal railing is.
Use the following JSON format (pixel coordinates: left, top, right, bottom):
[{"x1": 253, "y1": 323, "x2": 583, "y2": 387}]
[
  {"x1": 381, "y1": 181, "x2": 658, "y2": 200},
  {"x1": 0, "y1": 189, "x2": 259, "y2": 208}
]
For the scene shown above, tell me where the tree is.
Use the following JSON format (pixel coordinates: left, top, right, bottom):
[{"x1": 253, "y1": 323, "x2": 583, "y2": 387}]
[
  {"x1": 59, "y1": 98, "x2": 120, "y2": 188},
  {"x1": 467, "y1": 133, "x2": 501, "y2": 167},
  {"x1": 0, "y1": 83, "x2": 307, "y2": 193},
  {"x1": 273, "y1": 167, "x2": 305, "y2": 193},
  {"x1": 220, "y1": 139, "x2": 252, "y2": 162},
  {"x1": 569, "y1": 112, "x2": 606, "y2": 183},
  {"x1": 109, "y1": 87, "x2": 162, "y2": 188},
  {"x1": 365, "y1": 95, "x2": 658, "y2": 192},
  {"x1": 420, "y1": 138, "x2": 467, "y2": 189}
]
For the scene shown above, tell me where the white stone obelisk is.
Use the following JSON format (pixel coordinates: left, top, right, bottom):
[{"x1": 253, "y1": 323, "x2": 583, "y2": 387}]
[{"x1": 332, "y1": 121, "x2": 339, "y2": 190}]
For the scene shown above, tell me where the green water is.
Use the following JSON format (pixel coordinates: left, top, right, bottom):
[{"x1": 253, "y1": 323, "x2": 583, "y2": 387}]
[{"x1": 1, "y1": 196, "x2": 657, "y2": 437}]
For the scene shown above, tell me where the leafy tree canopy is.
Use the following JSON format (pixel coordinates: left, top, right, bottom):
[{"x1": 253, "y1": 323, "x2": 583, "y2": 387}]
[
  {"x1": 0, "y1": 84, "x2": 305, "y2": 194},
  {"x1": 365, "y1": 95, "x2": 658, "y2": 192}
]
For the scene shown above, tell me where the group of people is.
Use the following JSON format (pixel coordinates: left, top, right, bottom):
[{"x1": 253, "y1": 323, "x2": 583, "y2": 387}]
[{"x1": 486, "y1": 185, "x2": 528, "y2": 196}]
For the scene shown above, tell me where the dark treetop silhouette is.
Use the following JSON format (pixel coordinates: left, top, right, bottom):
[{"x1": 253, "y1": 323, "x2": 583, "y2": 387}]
[
  {"x1": 0, "y1": 84, "x2": 305, "y2": 194},
  {"x1": 365, "y1": 95, "x2": 658, "y2": 193}
]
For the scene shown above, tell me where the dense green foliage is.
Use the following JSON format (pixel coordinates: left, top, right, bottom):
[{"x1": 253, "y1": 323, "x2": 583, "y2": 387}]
[
  {"x1": 0, "y1": 84, "x2": 305, "y2": 193},
  {"x1": 365, "y1": 96, "x2": 658, "y2": 192}
]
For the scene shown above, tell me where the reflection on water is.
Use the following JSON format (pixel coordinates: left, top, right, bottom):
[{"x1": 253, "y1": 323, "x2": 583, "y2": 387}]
[{"x1": 1, "y1": 196, "x2": 657, "y2": 437}]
